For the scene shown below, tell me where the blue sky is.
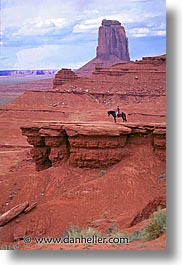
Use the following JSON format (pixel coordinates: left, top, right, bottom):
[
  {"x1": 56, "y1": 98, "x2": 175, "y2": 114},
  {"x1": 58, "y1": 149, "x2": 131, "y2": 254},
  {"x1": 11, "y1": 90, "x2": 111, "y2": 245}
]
[{"x1": 0, "y1": 0, "x2": 166, "y2": 70}]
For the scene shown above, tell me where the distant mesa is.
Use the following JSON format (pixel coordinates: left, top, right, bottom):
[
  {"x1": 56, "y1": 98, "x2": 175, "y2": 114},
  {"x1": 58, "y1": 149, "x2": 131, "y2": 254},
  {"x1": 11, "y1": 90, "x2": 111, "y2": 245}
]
[
  {"x1": 75, "y1": 19, "x2": 130, "y2": 77},
  {"x1": 0, "y1": 69, "x2": 57, "y2": 76},
  {"x1": 52, "y1": 54, "x2": 166, "y2": 89},
  {"x1": 53, "y1": 68, "x2": 78, "y2": 88}
]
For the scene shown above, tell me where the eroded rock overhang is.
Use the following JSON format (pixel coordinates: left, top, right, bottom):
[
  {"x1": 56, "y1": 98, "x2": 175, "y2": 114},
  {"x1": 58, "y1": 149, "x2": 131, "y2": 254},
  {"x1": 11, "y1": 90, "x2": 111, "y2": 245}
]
[{"x1": 20, "y1": 122, "x2": 166, "y2": 171}]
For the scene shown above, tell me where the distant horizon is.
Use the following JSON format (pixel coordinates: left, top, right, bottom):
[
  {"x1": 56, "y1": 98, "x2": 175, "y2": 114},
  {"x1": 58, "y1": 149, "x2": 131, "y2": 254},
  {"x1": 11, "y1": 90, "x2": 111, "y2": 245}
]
[
  {"x1": 0, "y1": 51, "x2": 166, "y2": 72},
  {"x1": 1, "y1": 0, "x2": 166, "y2": 71}
]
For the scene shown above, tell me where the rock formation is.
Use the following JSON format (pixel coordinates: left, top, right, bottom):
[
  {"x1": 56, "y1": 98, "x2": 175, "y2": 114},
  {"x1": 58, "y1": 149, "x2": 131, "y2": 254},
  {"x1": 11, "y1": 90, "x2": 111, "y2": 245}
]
[
  {"x1": 53, "y1": 68, "x2": 78, "y2": 88},
  {"x1": 0, "y1": 201, "x2": 29, "y2": 226},
  {"x1": 96, "y1": 19, "x2": 130, "y2": 61},
  {"x1": 52, "y1": 54, "x2": 166, "y2": 103},
  {"x1": 76, "y1": 19, "x2": 130, "y2": 77},
  {"x1": 21, "y1": 122, "x2": 166, "y2": 171}
]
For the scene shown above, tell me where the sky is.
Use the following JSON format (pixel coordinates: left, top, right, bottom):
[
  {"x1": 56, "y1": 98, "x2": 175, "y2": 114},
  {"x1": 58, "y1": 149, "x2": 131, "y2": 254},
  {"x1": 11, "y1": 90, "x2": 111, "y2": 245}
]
[{"x1": 0, "y1": 0, "x2": 166, "y2": 70}]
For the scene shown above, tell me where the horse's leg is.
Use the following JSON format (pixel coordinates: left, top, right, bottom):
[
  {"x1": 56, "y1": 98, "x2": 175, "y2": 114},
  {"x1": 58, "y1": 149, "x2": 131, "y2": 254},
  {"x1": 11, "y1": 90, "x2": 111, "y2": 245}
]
[
  {"x1": 114, "y1": 116, "x2": 116, "y2": 123},
  {"x1": 122, "y1": 113, "x2": 127, "y2": 122}
]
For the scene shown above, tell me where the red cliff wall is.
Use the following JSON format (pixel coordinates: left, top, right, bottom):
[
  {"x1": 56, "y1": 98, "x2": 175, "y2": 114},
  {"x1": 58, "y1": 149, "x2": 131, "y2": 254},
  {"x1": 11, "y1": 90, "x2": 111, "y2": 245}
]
[{"x1": 21, "y1": 122, "x2": 166, "y2": 171}]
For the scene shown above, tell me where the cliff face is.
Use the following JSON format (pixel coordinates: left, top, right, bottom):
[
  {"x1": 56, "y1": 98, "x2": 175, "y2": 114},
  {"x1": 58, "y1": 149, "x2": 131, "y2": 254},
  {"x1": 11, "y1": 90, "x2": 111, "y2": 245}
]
[
  {"x1": 21, "y1": 122, "x2": 166, "y2": 171},
  {"x1": 76, "y1": 19, "x2": 130, "y2": 77}
]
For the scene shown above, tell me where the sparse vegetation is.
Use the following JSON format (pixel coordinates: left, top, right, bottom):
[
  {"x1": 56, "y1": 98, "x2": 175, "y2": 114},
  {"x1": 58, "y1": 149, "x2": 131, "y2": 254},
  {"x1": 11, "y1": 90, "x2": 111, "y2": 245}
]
[
  {"x1": 0, "y1": 245, "x2": 17, "y2": 250},
  {"x1": 105, "y1": 224, "x2": 119, "y2": 235},
  {"x1": 62, "y1": 208, "x2": 166, "y2": 246},
  {"x1": 157, "y1": 173, "x2": 166, "y2": 179},
  {"x1": 157, "y1": 173, "x2": 166, "y2": 184},
  {"x1": 142, "y1": 208, "x2": 166, "y2": 240},
  {"x1": 63, "y1": 226, "x2": 102, "y2": 238},
  {"x1": 129, "y1": 230, "x2": 142, "y2": 242},
  {"x1": 129, "y1": 208, "x2": 166, "y2": 242},
  {"x1": 97, "y1": 170, "x2": 106, "y2": 177},
  {"x1": 63, "y1": 225, "x2": 129, "y2": 245}
]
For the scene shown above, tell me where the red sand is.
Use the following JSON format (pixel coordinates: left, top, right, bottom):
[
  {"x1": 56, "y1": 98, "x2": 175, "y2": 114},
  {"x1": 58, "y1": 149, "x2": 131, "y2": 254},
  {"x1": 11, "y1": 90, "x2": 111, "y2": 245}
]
[{"x1": 0, "y1": 58, "x2": 166, "y2": 250}]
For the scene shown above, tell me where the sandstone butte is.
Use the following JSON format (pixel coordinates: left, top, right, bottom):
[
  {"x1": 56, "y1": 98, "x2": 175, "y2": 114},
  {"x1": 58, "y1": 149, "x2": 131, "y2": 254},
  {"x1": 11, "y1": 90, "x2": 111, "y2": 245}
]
[
  {"x1": 75, "y1": 19, "x2": 130, "y2": 77},
  {"x1": 0, "y1": 20, "x2": 166, "y2": 250}
]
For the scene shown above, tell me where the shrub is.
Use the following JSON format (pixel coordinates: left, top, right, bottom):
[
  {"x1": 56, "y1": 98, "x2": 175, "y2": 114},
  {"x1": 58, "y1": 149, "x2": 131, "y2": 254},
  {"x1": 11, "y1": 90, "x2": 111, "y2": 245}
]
[
  {"x1": 105, "y1": 224, "x2": 119, "y2": 235},
  {"x1": 64, "y1": 226, "x2": 102, "y2": 238},
  {"x1": 129, "y1": 230, "x2": 142, "y2": 242},
  {"x1": 142, "y1": 208, "x2": 166, "y2": 240},
  {"x1": 98, "y1": 170, "x2": 106, "y2": 177},
  {"x1": 157, "y1": 173, "x2": 166, "y2": 179},
  {"x1": 62, "y1": 209, "x2": 166, "y2": 245}
]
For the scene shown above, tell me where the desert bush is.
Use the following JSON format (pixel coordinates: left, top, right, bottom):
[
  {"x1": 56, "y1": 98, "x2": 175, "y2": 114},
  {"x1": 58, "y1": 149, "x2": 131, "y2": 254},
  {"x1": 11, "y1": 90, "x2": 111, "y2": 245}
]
[
  {"x1": 157, "y1": 173, "x2": 166, "y2": 179},
  {"x1": 105, "y1": 224, "x2": 119, "y2": 235},
  {"x1": 98, "y1": 170, "x2": 106, "y2": 177},
  {"x1": 62, "y1": 209, "x2": 166, "y2": 244},
  {"x1": 64, "y1": 226, "x2": 102, "y2": 238},
  {"x1": 129, "y1": 230, "x2": 142, "y2": 242},
  {"x1": 142, "y1": 208, "x2": 166, "y2": 240}
]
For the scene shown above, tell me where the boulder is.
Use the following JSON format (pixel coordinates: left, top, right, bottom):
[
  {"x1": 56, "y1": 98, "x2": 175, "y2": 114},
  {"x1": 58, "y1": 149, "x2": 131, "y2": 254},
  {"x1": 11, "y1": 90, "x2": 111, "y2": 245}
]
[{"x1": 0, "y1": 201, "x2": 29, "y2": 226}]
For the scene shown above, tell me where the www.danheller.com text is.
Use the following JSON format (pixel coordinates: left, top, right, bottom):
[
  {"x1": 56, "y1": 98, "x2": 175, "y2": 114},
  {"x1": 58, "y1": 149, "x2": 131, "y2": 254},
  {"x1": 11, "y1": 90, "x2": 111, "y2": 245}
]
[{"x1": 23, "y1": 235, "x2": 129, "y2": 245}]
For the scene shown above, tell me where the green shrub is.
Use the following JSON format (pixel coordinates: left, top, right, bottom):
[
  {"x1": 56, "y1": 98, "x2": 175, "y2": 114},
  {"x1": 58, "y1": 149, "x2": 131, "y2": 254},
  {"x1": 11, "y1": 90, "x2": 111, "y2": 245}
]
[
  {"x1": 98, "y1": 170, "x2": 106, "y2": 177},
  {"x1": 62, "y1": 209, "x2": 166, "y2": 245},
  {"x1": 64, "y1": 226, "x2": 102, "y2": 238},
  {"x1": 142, "y1": 209, "x2": 166, "y2": 240},
  {"x1": 129, "y1": 230, "x2": 142, "y2": 242},
  {"x1": 105, "y1": 224, "x2": 119, "y2": 235}
]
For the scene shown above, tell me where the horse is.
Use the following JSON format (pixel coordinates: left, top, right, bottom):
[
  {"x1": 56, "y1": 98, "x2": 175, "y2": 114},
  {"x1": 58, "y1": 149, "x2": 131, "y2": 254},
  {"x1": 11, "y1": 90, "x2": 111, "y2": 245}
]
[{"x1": 107, "y1": 110, "x2": 127, "y2": 123}]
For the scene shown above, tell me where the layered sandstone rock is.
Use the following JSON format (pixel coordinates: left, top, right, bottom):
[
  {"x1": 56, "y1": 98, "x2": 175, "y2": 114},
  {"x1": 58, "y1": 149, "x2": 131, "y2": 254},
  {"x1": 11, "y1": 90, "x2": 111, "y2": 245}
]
[
  {"x1": 51, "y1": 54, "x2": 166, "y2": 104},
  {"x1": 93, "y1": 54, "x2": 166, "y2": 76},
  {"x1": 21, "y1": 122, "x2": 166, "y2": 171},
  {"x1": 76, "y1": 19, "x2": 130, "y2": 77},
  {"x1": 96, "y1": 19, "x2": 130, "y2": 61},
  {"x1": 53, "y1": 68, "x2": 78, "y2": 88},
  {"x1": 137, "y1": 54, "x2": 166, "y2": 65}
]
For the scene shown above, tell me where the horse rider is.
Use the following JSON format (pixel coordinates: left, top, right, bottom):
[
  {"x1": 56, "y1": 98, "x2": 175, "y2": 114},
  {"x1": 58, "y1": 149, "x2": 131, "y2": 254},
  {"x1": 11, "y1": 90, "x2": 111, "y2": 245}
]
[{"x1": 116, "y1": 106, "x2": 120, "y2": 116}]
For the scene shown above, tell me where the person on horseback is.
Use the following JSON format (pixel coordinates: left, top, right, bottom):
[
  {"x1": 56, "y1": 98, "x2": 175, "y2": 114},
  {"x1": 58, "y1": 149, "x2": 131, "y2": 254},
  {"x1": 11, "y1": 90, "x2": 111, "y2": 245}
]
[{"x1": 116, "y1": 106, "x2": 120, "y2": 116}]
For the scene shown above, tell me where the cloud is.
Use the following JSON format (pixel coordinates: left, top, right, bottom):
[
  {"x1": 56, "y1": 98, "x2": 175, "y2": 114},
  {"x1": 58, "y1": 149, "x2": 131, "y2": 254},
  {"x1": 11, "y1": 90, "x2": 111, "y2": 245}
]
[
  {"x1": 2, "y1": 0, "x2": 166, "y2": 45},
  {"x1": 1, "y1": 1, "x2": 86, "y2": 47},
  {"x1": 12, "y1": 18, "x2": 66, "y2": 37},
  {"x1": 73, "y1": 18, "x2": 101, "y2": 33},
  {"x1": 1, "y1": 0, "x2": 166, "y2": 69},
  {"x1": 13, "y1": 42, "x2": 97, "y2": 69}
]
